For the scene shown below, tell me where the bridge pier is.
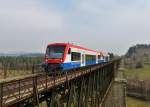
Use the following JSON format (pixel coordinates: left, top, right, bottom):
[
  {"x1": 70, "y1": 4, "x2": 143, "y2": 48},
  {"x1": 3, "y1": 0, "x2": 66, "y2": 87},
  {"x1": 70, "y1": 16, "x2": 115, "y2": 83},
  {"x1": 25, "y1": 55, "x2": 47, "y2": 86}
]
[
  {"x1": 100, "y1": 62, "x2": 126, "y2": 107},
  {"x1": 45, "y1": 92, "x2": 52, "y2": 107},
  {"x1": 42, "y1": 62, "x2": 116, "y2": 107}
]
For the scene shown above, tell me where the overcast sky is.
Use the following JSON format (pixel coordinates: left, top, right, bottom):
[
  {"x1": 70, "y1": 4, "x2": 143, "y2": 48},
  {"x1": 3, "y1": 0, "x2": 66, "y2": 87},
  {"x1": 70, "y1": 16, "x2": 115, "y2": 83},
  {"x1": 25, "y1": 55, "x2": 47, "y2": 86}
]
[{"x1": 0, "y1": 0, "x2": 150, "y2": 55}]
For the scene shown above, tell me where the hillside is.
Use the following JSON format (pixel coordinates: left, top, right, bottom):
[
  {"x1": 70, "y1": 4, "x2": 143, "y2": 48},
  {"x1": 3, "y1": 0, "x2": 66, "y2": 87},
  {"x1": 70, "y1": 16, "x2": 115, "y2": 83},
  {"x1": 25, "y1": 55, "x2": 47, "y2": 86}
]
[
  {"x1": 126, "y1": 44, "x2": 150, "y2": 58},
  {"x1": 124, "y1": 44, "x2": 150, "y2": 68},
  {"x1": 124, "y1": 44, "x2": 150, "y2": 107}
]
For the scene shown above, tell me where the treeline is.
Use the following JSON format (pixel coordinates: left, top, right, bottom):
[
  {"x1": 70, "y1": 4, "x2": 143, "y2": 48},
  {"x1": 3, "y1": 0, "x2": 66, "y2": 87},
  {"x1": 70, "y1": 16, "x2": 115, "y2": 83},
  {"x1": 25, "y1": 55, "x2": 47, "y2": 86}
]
[
  {"x1": 0, "y1": 56, "x2": 43, "y2": 69},
  {"x1": 124, "y1": 44, "x2": 150, "y2": 68},
  {"x1": 126, "y1": 44, "x2": 150, "y2": 58}
]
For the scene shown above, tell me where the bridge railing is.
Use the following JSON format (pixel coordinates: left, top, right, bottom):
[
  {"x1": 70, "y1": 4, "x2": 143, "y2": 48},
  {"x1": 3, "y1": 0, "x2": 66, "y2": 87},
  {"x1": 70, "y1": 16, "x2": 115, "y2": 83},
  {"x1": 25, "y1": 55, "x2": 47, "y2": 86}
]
[{"x1": 0, "y1": 59, "x2": 121, "y2": 107}]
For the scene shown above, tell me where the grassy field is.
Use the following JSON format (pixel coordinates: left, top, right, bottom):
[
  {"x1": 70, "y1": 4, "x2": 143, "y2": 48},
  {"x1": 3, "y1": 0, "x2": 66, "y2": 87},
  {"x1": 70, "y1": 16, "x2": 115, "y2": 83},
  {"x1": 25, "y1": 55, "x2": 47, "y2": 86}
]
[
  {"x1": 126, "y1": 97, "x2": 150, "y2": 107},
  {"x1": 124, "y1": 65, "x2": 150, "y2": 107},
  {"x1": 0, "y1": 69, "x2": 34, "y2": 79},
  {"x1": 124, "y1": 65, "x2": 150, "y2": 79}
]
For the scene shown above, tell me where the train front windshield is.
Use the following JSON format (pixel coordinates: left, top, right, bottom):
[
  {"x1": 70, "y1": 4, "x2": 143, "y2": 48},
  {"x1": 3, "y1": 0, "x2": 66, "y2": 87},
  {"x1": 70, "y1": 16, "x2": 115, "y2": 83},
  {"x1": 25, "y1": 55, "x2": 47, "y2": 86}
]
[{"x1": 46, "y1": 45, "x2": 65, "y2": 59}]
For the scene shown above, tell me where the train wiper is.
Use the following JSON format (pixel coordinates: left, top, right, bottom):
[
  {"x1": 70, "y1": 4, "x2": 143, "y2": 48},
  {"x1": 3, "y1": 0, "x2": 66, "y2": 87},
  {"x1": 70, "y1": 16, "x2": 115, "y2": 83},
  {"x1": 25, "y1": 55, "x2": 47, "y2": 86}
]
[{"x1": 49, "y1": 57, "x2": 61, "y2": 59}]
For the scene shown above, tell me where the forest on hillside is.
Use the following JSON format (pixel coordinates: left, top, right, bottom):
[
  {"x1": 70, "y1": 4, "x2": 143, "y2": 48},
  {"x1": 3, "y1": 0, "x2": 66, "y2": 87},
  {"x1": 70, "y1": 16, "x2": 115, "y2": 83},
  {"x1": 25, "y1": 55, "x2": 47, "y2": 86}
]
[{"x1": 124, "y1": 44, "x2": 150, "y2": 68}]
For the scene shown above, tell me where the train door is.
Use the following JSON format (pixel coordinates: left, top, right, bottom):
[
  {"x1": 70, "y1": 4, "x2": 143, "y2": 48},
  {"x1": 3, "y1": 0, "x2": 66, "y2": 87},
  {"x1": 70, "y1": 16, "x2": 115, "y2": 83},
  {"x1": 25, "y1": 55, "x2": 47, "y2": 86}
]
[
  {"x1": 96, "y1": 55, "x2": 98, "y2": 64},
  {"x1": 81, "y1": 53, "x2": 85, "y2": 66}
]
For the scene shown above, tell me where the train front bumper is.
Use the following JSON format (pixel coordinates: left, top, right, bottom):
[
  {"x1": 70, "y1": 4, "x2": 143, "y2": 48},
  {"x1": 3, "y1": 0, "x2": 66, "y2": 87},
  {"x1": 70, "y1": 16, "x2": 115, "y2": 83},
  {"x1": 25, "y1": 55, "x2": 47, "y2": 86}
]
[{"x1": 42, "y1": 63, "x2": 63, "y2": 72}]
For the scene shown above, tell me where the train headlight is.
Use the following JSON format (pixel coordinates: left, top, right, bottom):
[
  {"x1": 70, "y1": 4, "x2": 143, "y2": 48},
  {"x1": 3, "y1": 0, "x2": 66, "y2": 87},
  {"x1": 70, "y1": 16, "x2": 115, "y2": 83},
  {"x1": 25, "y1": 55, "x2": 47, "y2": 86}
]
[{"x1": 45, "y1": 59, "x2": 48, "y2": 62}]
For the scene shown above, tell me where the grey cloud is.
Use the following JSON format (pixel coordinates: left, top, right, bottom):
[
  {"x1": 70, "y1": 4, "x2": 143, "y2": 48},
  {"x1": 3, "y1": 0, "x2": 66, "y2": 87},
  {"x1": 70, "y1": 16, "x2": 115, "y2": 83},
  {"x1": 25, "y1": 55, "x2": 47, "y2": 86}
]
[
  {"x1": 0, "y1": 0, "x2": 150, "y2": 55},
  {"x1": 0, "y1": 0, "x2": 65, "y2": 52}
]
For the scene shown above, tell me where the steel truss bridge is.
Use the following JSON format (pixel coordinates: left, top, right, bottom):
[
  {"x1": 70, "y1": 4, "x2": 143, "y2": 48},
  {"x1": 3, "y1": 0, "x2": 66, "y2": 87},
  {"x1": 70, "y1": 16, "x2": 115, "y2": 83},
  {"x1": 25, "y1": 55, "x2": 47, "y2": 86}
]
[{"x1": 0, "y1": 59, "x2": 120, "y2": 107}]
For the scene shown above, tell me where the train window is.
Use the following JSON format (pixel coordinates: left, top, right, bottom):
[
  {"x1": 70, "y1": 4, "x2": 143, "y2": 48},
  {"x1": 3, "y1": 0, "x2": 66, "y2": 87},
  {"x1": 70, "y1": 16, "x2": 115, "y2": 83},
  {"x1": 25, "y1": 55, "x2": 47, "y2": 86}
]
[
  {"x1": 68, "y1": 48, "x2": 71, "y2": 54},
  {"x1": 98, "y1": 55, "x2": 101, "y2": 59},
  {"x1": 85, "y1": 55, "x2": 96, "y2": 61},
  {"x1": 46, "y1": 45, "x2": 65, "y2": 58},
  {"x1": 71, "y1": 52, "x2": 81, "y2": 61},
  {"x1": 82, "y1": 54, "x2": 85, "y2": 64},
  {"x1": 103, "y1": 56, "x2": 105, "y2": 59}
]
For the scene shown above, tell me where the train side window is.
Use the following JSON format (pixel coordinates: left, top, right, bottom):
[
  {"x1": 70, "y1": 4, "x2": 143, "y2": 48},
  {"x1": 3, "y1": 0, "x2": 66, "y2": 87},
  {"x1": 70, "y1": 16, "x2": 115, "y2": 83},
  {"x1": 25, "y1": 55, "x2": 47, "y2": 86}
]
[
  {"x1": 68, "y1": 48, "x2": 71, "y2": 54},
  {"x1": 71, "y1": 52, "x2": 81, "y2": 61},
  {"x1": 85, "y1": 55, "x2": 96, "y2": 61}
]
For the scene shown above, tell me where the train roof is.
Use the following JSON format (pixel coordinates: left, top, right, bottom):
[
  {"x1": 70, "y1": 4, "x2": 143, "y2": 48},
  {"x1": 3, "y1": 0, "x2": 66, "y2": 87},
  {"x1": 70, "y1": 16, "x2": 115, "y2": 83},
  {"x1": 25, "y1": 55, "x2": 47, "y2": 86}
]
[
  {"x1": 47, "y1": 43, "x2": 100, "y2": 53},
  {"x1": 101, "y1": 51, "x2": 109, "y2": 56}
]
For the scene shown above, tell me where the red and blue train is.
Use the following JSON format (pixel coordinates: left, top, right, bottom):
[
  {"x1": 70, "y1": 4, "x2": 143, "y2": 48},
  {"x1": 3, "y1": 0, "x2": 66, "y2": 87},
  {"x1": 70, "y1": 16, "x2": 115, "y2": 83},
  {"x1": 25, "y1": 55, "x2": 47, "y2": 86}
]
[{"x1": 42, "y1": 43, "x2": 110, "y2": 72}]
